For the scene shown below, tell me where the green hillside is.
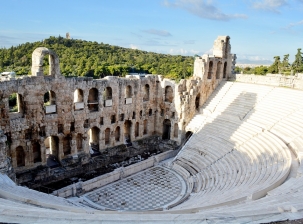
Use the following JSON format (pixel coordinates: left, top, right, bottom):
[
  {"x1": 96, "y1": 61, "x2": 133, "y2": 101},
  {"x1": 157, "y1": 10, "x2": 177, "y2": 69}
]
[{"x1": 0, "y1": 36, "x2": 194, "y2": 81}]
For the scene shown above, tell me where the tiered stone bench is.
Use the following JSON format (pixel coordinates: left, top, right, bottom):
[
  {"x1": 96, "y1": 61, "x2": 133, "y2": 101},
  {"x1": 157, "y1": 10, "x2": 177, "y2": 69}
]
[{"x1": 0, "y1": 82, "x2": 303, "y2": 223}]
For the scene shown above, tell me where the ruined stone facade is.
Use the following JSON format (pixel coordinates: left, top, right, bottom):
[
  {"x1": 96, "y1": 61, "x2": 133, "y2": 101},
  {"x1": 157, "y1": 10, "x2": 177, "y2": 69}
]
[{"x1": 0, "y1": 36, "x2": 234, "y2": 176}]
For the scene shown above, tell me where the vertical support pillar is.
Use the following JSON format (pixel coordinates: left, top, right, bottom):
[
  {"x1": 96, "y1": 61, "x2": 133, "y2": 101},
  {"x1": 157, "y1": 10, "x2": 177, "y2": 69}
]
[{"x1": 58, "y1": 135, "x2": 64, "y2": 160}]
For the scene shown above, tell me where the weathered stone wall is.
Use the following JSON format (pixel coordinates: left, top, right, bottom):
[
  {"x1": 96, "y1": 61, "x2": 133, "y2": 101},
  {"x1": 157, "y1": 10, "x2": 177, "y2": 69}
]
[
  {"x1": 230, "y1": 73, "x2": 303, "y2": 90},
  {"x1": 0, "y1": 35, "x2": 234, "y2": 176}
]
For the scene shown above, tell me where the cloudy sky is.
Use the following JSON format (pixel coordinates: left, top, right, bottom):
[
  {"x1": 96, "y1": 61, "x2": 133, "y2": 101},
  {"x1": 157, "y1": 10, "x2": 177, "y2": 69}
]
[{"x1": 1, "y1": 0, "x2": 303, "y2": 64}]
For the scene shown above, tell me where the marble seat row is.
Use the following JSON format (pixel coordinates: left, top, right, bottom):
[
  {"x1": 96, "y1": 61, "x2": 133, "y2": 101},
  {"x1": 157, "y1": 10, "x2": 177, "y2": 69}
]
[
  {"x1": 0, "y1": 82, "x2": 302, "y2": 223},
  {"x1": 0, "y1": 174, "x2": 90, "y2": 212},
  {"x1": 172, "y1": 82, "x2": 299, "y2": 210}
]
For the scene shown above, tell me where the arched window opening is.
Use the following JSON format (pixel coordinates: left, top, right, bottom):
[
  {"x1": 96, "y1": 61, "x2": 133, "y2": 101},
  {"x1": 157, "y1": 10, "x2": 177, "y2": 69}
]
[
  {"x1": 216, "y1": 61, "x2": 222, "y2": 79},
  {"x1": 125, "y1": 85, "x2": 133, "y2": 104},
  {"x1": 135, "y1": 122, "x2": 139, "y2": 137},
  {"x1": 88, "y1": 127, "x2": 100, "y2": 152},
  {"x1": 165, "y1": 86, "x2": 173, "y2": 103},
  {"x1": 103, "y1": 87, "x2": 113, "y2": 107},
  {"x1": 208, "y1": 61, "x2": 213, "y2": 79},
  {"x1": 16, "y1": 146, "x2": 25, "y2": 167},
  {"x1": 63, "y1": 135, "x2": 72, "y2": 156},
  {"x1": 124, "y1": 120, "x2": 132, "y2": 141},
  {"x1": 149, "y1": 109, "x2": 152, "y2": 116},
  {"x1": 74, "y1": 89, "x2": 84, "y2": 110},
  {"x1": 143, "y1": 84, "x2": 150, "y2": 101},
  {"x1": 132, "y1": 112, "x2": 136, "y2": 119},
  {"x1": 162, "y1": 119, "x2": 171, "y2": 140},
  {"x1": 44, "y1": 91, "x2": 56, "y2": 105},
  {"x1": 195, "y1": 93, "x2": 200, "y2": 111},
  {"x1": 45, "y1": 136, "x2": 59, "y2": 168},
  {"x1": 115, "y1": 126, "x2": 120, "y2": 142},
  {"x1": 111, "y1": 114, "x2": 116, "y2": 124},
  {"x1": 140, "y1": 110, "x2": 143, "y2": 117},
  {"x1": 125, "y1": 85, "x2": 132, "y2": 98},
  {"x1": 174, "y1": 123, "x2": 179, "y2": 138},
  {"x1": 105, "y1": 128, "x2": 110, "y2": 145},
  {"x1": 223, "y1": 62, "x2": 227, "y2": 78},
  {"x1": 88, "y1": 88, "x2": 98, "y2": 112},
  {"x1": 89, "y1": 127, "x2": 99, "y2": 145},
  {"x1": 143, "y1": 120, "x2": 148, "y2": 135},
  {"x1": 32, "y1": 141, "x2": 41, "y2": 163},
  {"x1": 9, "y1": 93, "x2": 24, "y2": 114},
  {"x1": 44, "y1": 91, "x2": 56, "y2": 114},
  {"x1": 76, "y1": 134, "x2": 83, "y2": 151}
]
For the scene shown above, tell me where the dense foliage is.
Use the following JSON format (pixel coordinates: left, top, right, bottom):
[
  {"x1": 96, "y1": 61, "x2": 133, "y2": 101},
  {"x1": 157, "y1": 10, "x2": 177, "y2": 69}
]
[
  {"x1": 235, "y1": 48, "x2": 303, "y2": 76},
  {"x1": 0, "y1": 36, "x2": 194, "y2": 81}
]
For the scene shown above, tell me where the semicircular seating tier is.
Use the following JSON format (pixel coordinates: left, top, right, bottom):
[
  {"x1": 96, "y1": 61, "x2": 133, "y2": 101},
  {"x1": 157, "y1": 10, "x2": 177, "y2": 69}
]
[{"x1": 1, "y1": 81, "x2": 303, "y2": 223}]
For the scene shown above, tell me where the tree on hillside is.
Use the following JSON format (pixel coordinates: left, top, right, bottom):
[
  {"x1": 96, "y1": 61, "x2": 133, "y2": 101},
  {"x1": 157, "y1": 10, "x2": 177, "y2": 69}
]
[
  {"x1": 292, "y1": 48, "x2": 303, "y2": 73},
  {"x1": 0, "y1": 36, "x2": 194, "y2": 81},
  {"x1": 268, "y1": 56, "x2": 280, "y2": 74}
]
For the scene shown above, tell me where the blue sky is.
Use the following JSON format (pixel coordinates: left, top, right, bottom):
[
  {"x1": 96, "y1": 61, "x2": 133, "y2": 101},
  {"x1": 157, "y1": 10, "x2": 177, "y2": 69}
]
[{"x1": 1, "y1": 0, "x2": 303, "y2": 64}]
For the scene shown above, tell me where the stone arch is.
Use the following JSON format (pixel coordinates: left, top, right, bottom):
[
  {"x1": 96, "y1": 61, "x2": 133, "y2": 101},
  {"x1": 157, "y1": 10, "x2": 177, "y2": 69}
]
[
  {"x1": 31, "y1": 47, "x2": 60, "y2": 77},
  {"x1": 135, "y1": 122, "x2": 139, "y2": 137},
  {"x1": 195, "y1": 93, "x2": 200, "y2": 111},
  {"x1": 174, "y1": 123, "x2": 179, "y2": 138},
  {"x1": 9, "y1": 93, "x2": 24, "y2": 114},
  {"x1": 103, "y1": 87, "x2": 112, "y2": 100},
  {"x1": 44, "y1": 91, "x2": 56, "y2": 114},
  {"x1": 124, "y1": 120, "x2": 132, "y2": 140},
  {"x1": 105, "y1": 128, "x2": 111, "y2": 145},
  {"x1": 16, "y1": 146, "x2": 25, "y2": 167},
  {"x1": 132, "y1": 111, "x2": 136, "y2": 119},
  {"x1": 89, "y1": 127, "x2": 100, "y2": 145},
  {"x1": 165, "y1": 86, "x2": 174, "y2": 103},
  {"x1": 74, "y1": 89, "x2": 84, "y2": 102},
  {"x1": 162, "y1": 119, "x2": 171, "y2": 140},
  {"x1": 115, "y1": 126, "x2": 120, "y2": 142},
  {"x1": 208, "y1": 61, "x2": 213, "y2": 79},
  {"x1": 216, "y1": 61, "x2": 222, "y2": 79},
  {"x1": 63, "y1": 135, "x2": 72, "y2": 156},
  {"x1": 45, "y1": 136, "x2": 59, "y2": 158},
  {"x1": 143, "y1": 84, "x2": 150, "y2": 101},
  {"x1": 74, "y1": 89, "x2": 84, "y2": 110},
  {"x1": 125, "y1": 85, "x2": 132, "y2": 98},
  {"x1": 44, "y1": 90, "x2": 56, "y2": 105},
  {"x1": 143, "y1": 119, "x2": 148, "y2": 135},
  {"x1": 223, "y1": 62, "x2": 227, "y2": 78},
  {"x1": 32, "y1": 141, "x2": 41, "y2": 163},
  {"x1": 76, "y1": 133, "x2": 83, "y2": 151},
  {"x1": 88, "y1": 88, "x2": 99, "y2": 112}
]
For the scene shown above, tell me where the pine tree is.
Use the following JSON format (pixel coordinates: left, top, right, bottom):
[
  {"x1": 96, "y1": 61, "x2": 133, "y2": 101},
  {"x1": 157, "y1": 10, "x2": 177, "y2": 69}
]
[{"x1": 292, "y1": 48, "x2": 303, "y2": 73}]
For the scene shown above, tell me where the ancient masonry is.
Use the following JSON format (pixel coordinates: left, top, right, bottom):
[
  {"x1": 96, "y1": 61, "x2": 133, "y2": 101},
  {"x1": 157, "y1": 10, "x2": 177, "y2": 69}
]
[{"x1": 0, "y1": 36, "x2": 235, "y2": 178}]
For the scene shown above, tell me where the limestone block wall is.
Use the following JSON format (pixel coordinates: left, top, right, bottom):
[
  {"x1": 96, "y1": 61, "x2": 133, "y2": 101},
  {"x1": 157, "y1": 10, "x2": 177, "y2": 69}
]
[
  {"x1": 231, "y1": 74, "x2": 303, "y2": 90},
  {"x1": 0, "y1": 35, "x2": 234, "y2": 174}
]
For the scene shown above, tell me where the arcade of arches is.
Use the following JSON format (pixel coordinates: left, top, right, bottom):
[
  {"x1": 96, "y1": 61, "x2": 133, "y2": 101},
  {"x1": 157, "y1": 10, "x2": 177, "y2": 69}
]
[{"x1": 0, "y1": 36, "x2": 234, "y2": 187}]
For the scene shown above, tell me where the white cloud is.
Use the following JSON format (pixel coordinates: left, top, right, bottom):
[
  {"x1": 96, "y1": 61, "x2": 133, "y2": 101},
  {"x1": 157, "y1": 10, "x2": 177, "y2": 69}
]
[
  {"x1": 163, "y1": 0, "x2": 247, "y2": 21},
  {"x1": 253, "y1": 0, "x2": 287, "y2": 12},
  {"x1": 142, "y1": 29, "x2": 172, "y2": 37},
  {"x1": 130, "y1": 44, "x2": 139, "y2": 50},
  {"x1": 282, "y1": 20, "x2": 303, "y2": 30},
  {"x1": 204, "y1": 48, "x2": 213, "y2": 55},
  {"x1": 169, "y1": 48, "x2": 200, "y2": 55}
]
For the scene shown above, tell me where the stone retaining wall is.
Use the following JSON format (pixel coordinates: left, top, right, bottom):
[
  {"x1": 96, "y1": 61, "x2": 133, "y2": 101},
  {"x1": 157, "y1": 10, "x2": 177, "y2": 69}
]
[{"x1": 230, "y1": 73, "x2": 303, "y2": 90}]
